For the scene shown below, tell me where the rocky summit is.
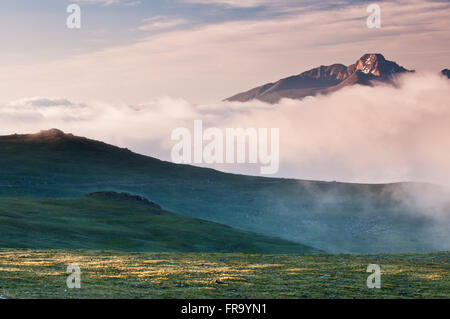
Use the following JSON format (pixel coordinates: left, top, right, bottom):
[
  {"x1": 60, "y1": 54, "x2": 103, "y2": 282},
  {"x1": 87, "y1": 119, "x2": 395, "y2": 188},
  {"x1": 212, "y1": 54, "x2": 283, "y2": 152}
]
[{"x1": 225, "y1": 53, "x2": 413, "y2": 103}]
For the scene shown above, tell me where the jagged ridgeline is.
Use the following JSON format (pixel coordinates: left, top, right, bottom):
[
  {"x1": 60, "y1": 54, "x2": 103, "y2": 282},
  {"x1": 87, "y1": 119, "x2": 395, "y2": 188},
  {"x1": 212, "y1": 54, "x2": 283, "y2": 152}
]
[
  {"x1": 0, "y1": 130, "x2": 449, "y2": 253},
  {"x1": 225, "y1": 53, "x2": 414, "y2": 103}
]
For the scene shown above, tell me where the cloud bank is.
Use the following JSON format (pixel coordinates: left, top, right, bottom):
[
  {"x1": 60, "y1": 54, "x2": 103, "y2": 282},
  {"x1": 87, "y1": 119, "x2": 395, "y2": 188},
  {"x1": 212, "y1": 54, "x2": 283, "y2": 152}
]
[{"x1": 1, "y1": 72, "x2": 450, "y2": 186}]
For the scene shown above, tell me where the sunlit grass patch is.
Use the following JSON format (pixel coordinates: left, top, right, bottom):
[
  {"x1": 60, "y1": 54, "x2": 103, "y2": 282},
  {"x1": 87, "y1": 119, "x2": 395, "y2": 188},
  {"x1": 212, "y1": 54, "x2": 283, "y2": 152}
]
[{"x1": 0, "y1": 249, "x2": 448, "y2": 299}]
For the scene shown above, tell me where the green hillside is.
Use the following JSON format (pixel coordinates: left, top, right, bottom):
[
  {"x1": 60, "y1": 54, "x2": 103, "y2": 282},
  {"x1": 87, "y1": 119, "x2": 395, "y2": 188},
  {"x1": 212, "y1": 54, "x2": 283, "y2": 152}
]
[
  {"x1": 0, "y1": 191, "x2": 318, "y2": 254},
  {"x1": 0, "y1": 129, "x2": 449, "y2": 253}
]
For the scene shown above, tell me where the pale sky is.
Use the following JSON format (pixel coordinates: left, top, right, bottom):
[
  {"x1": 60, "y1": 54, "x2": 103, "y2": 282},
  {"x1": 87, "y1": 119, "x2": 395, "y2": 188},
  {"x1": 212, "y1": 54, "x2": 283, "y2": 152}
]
[{"x1": 0, "y1": 0, "x2": 448, "y2": 104}]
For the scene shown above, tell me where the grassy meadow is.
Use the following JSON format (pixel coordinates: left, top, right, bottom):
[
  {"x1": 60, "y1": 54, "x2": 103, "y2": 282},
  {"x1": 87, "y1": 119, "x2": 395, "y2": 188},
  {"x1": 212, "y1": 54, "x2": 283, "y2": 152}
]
[{"x1": 0, "y1": 250, "x2": 448, "y2": 299}]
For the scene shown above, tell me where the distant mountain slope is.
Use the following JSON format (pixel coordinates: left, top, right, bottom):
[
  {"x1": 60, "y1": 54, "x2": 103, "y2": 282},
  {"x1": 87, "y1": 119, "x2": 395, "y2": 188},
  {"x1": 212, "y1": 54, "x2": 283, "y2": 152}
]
[
  {"x1": 225, "y1": 53, "x2": 413, "y2": 103},
  {"x1": 0, "y1": 191, "x2": 318, "y2": 253},
  {"x1": 0, "y1": 130, "x2": 449, "y2": 253},
  {"x1": 442, "y1": 69, "x2": 450, "y2": 79}
]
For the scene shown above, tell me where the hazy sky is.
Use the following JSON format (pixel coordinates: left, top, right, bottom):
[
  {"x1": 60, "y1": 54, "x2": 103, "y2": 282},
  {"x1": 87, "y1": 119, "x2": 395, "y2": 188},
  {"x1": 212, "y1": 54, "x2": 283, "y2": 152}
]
[{"x1": 0, "y1": 0, "x2": 448, "y2": 103}]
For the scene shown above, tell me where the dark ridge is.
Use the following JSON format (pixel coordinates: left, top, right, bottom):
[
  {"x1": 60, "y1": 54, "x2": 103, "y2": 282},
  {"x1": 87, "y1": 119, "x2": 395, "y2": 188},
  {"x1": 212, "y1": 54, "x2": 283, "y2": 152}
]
[{"x1": 86, "y1": 191, "x2": 162, "y2": 210}]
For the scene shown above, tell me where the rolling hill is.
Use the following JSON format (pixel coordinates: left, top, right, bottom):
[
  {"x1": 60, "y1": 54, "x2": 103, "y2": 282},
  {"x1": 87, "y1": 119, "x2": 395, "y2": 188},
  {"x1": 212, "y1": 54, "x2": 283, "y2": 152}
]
[
  {"x1": 0, "y1": 129, "x2": 449, "y2": 253},
  {"x1": 225, "y1": 53, "x2": 413, "y2": 103},
  {"x1": 0, "y1": 191, "x2": 318, "y2": 253}
]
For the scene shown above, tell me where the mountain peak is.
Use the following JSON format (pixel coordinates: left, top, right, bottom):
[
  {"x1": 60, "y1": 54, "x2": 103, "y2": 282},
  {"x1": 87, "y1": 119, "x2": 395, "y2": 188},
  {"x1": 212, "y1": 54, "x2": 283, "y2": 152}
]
[
  {"x1": 354, "y1": 53, "x2": 409, "y2": 77},
  {"x1": 355, "y1": 53, "x2": 386, "y2": 75},
  {"x1": 226, "y1": 53, "x2": 412, "y2": 103}
]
